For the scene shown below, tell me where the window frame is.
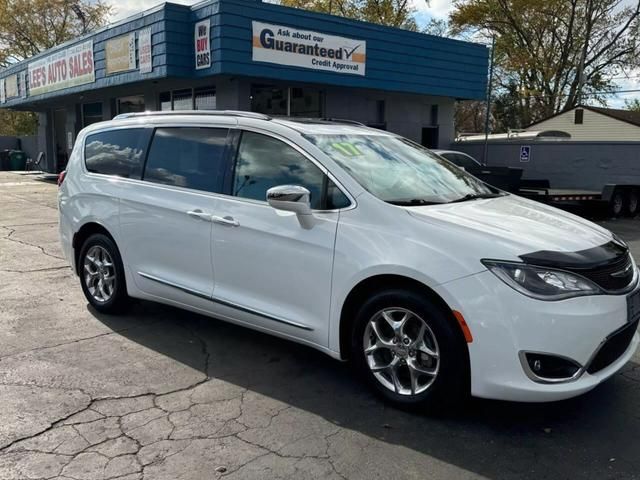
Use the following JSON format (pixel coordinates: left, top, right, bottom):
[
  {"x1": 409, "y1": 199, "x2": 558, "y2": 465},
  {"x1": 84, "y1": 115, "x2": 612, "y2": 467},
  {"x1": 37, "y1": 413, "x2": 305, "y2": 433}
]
[
  {"x1": 140, "y1": 126, "x2": 232, "y2": 194},
  {"x1": 224, "y1": 127, "x2": 354, "y2": 212}
]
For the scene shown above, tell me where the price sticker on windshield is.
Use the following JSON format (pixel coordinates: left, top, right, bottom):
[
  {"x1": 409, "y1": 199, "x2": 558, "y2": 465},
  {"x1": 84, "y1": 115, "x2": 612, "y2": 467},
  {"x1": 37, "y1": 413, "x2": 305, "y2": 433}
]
[{"x1": 331, "y1": 142, "x2": 363, "y2": 157}]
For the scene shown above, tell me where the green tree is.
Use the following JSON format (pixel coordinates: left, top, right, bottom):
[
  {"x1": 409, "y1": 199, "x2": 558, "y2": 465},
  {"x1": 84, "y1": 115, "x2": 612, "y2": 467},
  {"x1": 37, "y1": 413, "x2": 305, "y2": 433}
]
[
  {"x1": 624, "y1": 98, "x2": 640, "y2": 112},
  {"x1": 450, "y1": 0, "x2": 640, "y2": 128},
  {"x1": 280, "y1": 0, "x2": 427, "y2": 30},
  {"x1": 0, "y1": 0, "x2": 111, "y2": 136}
]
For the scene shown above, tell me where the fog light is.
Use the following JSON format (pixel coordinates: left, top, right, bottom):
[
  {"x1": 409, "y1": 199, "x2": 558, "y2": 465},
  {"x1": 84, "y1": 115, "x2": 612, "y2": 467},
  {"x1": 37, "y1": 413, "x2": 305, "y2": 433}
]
[
  {"x1": 522, "y1": 352, "x2": 582, "y2": 382},
  {"x1": 532, "y1": 359, "x2": 542, "y2": 372}
]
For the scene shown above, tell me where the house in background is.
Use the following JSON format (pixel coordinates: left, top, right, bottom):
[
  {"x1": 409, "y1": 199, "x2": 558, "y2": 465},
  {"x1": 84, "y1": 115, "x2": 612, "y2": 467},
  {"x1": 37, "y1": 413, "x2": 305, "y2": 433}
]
[{"x1": 526, "y1": 105, "x2": 640, "y2": 141}]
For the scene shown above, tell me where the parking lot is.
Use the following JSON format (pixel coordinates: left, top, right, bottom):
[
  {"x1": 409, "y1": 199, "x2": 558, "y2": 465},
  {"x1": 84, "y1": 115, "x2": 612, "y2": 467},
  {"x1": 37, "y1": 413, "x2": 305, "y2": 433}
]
[{"x1": 0, "y1": 171, "x2": 639, "y2": 480}]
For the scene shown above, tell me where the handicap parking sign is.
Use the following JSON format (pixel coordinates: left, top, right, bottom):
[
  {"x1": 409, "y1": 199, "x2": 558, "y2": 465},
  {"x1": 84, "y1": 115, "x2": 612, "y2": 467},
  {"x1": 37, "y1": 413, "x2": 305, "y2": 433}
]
[{"x1": 520, "y1": 145, "x2": 531, "y2": 162}]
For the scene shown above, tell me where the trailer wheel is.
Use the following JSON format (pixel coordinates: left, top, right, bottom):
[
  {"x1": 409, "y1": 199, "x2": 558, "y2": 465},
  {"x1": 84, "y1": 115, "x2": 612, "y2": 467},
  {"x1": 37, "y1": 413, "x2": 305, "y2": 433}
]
[
  {"x1": 610, "y1": 190, "x2": 624, "y2": 218},
  {"x1": 626, "y1": 190, "x2": 639, "y2": 217}
]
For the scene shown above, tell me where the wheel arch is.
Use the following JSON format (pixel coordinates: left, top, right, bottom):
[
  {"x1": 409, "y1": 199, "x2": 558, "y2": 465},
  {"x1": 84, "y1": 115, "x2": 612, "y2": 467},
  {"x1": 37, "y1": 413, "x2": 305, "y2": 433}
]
[
  {"x1": 72, "y1": 222, "x2": 117, "y2": 276},
  {"x1": 338, "y1": 274, "x2": 470, "y2": 366}
]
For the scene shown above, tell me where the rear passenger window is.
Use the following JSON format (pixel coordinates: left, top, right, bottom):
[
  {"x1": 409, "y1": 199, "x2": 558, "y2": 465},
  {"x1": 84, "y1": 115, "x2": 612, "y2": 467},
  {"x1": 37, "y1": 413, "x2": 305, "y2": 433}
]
[
  {"x1": 85, "y1": 129, "x2": 151, "y2": 178},
  {"x1": 143, "y1": 128, "x2": 228, "y2": 192}
]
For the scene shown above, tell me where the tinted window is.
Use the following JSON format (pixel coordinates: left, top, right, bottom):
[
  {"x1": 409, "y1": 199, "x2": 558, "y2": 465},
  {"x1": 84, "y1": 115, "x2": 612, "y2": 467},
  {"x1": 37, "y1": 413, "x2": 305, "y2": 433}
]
[
  {"x1": 85, "y1": 129, "x2": 151, "y2": 178},
  {"x1": 448, "y1": 153, "x2": 479, "y2": 170},
  {"x1": 232, "y1": 131, "x2": 349, "y2": 210},
  {"x1": 144, "y1": 128, "x2": 228, "y2": 192}
]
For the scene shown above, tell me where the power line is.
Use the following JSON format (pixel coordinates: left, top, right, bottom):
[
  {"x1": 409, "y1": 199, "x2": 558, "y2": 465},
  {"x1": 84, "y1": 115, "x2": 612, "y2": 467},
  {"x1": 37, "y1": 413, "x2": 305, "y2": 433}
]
[{"x1": 506, "y1": 88, "x2": 640, "y2": 100}]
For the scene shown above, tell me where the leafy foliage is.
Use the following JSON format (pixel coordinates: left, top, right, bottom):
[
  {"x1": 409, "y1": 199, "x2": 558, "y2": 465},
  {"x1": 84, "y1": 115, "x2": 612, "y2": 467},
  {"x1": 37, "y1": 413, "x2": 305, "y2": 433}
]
[
  {"x1": 450, "y1": 0, "x2": 640, "y2": 128},
  {"x1": 624, "y1": 98, "x2": 640, "y2": 112},
  {"x1": 0, "y1": 111, "x2": 38, "y2": 136},
  {"x1": 280, "y1": 0, "x2": 427, "y2": 30},
  {"x1": 0, "y1": 0, "x2": 111, "y2": 136},
  {"x1": 0, "y1": 0, "x2": 111, "y2": 67}
]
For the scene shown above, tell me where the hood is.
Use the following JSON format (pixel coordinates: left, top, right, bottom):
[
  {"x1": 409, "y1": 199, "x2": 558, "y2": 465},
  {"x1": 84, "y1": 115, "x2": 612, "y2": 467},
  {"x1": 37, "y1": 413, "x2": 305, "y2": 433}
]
[{"x1": 406, "y1": 195, "x2": 613, "y2": 259}]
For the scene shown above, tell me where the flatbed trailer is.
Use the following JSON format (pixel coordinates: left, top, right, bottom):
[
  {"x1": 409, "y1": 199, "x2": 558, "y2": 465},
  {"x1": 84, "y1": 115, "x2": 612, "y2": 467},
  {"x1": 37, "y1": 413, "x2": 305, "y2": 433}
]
[
  {"x1": 450, "y1": 139, "x2": 640, "y2": 218},
  {"x1": 516, "y1": 181, "x2": 637, "y2": 217}
]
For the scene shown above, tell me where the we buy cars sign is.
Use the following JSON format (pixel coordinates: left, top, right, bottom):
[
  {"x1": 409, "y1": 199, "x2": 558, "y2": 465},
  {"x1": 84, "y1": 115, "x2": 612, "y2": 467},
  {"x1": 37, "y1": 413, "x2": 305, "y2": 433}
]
[
  {"x1": 194, "y1": 20, "x2": 211, "y2": 70},
  {"x1": 28, "y1": 41, "x2": 95, "y2": 96}
]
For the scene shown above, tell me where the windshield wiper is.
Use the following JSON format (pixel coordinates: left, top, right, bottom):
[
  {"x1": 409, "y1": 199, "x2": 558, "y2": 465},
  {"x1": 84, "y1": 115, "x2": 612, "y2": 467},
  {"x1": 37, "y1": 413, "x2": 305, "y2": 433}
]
[
  {"x1": 386, "y1": 198, "x2": 444, "y2": 206},
  {"x1": 448, "y1": 193, "x2": 506, "y2": 204}
]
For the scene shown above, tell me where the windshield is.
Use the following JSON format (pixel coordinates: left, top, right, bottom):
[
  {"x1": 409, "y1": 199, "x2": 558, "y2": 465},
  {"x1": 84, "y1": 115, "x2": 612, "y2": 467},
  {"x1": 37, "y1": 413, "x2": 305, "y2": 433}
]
[{"x1": 305, "y1": 133, "x2": 499, "y2": 205}]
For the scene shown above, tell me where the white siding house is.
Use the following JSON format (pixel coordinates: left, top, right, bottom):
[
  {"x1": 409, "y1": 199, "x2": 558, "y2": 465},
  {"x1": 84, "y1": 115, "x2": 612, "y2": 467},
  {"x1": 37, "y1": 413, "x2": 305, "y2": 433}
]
[{"x1": 526, "y1": 106, "x2": 640, "y2": 141}]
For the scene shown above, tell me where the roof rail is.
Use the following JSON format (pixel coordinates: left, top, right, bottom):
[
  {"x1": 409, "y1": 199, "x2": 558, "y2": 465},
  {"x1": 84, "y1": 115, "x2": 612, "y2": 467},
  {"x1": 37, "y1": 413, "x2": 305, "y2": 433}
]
[
  {"x1": 323, "y1": 118, "x2": 367, "y2": 126},
  {"x1": 272, "y1": 116, "x2": 367, "y2": 126},
  {"x1": 113, "y1": 110, "x2": 272, "y2": 121}
]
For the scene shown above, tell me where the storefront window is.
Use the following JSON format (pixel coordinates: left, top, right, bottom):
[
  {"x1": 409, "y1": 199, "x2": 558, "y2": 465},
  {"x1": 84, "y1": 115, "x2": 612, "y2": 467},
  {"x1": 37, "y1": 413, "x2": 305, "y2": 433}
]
[
  {"x1": 195, "y1": 87, "x2": 216, "y2": 110},
  {"x1": 159, "y1": 88, "x2": 215, "y2": 111},
  {"x1": 172, "y1": 89, "x2": 193, "y2": 110},
  {"x1": 250, "y1": 85, "x2": 324, "y2": 117},
  {"x1": 251, "y1": 85, "x2": 288, "y2": 116},
  {"x1": 82, "y1": 103, "x2": 103, "y2": 127},
  {"x1": 117, "y1": 96, "x2": 145, "y2": 114},
  {"x1": 160, "y1": 92, "x2": 172, "y2": 111},
  {"x1": 290, "y1": 87, "x2": 323, "y2": 117}
]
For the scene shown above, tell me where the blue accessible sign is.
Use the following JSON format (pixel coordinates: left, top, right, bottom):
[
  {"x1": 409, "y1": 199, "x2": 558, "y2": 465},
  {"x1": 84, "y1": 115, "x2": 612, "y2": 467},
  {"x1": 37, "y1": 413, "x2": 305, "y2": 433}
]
[{"x1": 520, "y1": 145, "x2": 531, "y2": 162}]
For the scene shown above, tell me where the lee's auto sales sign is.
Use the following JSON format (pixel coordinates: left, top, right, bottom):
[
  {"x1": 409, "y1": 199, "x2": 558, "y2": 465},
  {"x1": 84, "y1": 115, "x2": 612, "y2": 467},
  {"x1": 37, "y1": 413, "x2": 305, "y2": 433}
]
[
  {"x1": 28, "y1": 41, "x2": 95, "y2": 96},
  {"x1": 195, "y1": 20, "x2": 211, "y2": 70}
]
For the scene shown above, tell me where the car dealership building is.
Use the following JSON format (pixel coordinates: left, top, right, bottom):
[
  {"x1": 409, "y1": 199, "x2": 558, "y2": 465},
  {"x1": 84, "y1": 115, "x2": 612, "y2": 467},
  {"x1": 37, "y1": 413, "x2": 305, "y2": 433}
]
[{"x1": 0, "y1": 0, "x2": 488, "y2": 173}]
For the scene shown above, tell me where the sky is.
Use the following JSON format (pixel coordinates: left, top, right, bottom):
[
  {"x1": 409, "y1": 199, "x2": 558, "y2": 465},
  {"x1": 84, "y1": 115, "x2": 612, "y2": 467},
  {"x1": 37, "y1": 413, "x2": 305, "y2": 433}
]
[{"x1": 108, "y1": 0, "x2": 639, "y2": 108}]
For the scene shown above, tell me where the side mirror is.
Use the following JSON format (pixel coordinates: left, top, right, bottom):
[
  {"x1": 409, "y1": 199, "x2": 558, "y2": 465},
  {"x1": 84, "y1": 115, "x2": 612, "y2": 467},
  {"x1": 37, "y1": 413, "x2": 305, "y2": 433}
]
[{"x1": 266, "y1": 185, "x2": 314, "y2": 229}]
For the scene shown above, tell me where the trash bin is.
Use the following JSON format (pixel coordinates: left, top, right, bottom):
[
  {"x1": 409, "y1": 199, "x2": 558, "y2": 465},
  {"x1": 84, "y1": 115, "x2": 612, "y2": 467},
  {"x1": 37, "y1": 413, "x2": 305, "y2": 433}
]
[
  {"x1": 8, "y1": 150, "x2": 27, "y2": 171},
  {"x1": 0, "y1": 150, "x2": 10, "y2": 171}
]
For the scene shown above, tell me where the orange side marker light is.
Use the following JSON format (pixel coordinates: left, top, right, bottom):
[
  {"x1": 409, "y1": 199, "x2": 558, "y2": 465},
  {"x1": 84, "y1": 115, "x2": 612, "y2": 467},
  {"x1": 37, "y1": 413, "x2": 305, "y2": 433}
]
[{"x1": 453, "y1": 310, "x2": 473, "y2": 343}]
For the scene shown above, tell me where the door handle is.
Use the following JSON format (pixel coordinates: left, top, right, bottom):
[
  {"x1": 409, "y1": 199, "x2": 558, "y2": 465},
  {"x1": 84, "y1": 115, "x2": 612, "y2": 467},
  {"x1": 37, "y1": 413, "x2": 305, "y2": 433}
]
[
  {"x1": 186, "y1": 210, "x2": 212, "y2": 221},
  {"x1": 211, "y1": 215, "x2": 240, "y2": 227}
]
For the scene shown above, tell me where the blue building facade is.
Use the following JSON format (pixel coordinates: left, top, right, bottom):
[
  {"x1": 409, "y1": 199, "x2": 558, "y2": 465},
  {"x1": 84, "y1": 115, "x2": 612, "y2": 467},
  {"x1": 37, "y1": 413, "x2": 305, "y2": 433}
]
[{"x1": 0, "y1": 0, "x2": 488, "y2": 172}]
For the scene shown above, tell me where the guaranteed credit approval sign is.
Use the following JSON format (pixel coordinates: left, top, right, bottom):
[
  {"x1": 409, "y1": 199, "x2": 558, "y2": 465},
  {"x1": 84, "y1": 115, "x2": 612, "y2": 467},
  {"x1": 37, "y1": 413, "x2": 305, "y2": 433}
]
[
  {"x1": 252, "y1": 22, "x2": 366, "y2": 76},
  {"x1": 28, "y1": 41, "x2": 95, "y2": 96}
]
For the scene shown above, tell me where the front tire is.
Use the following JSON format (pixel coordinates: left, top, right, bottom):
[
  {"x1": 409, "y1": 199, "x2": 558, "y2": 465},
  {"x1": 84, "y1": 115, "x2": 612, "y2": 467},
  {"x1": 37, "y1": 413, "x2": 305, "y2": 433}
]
[
  {"x1": 78, "y1": 233, "x2": 130, "y2": 314},
  {"x1": 610, "y1": 190, "x2": 624, "y2": 218},
  {"x1": 351, "y1": 289, "x2": 468, "y2": 409}
]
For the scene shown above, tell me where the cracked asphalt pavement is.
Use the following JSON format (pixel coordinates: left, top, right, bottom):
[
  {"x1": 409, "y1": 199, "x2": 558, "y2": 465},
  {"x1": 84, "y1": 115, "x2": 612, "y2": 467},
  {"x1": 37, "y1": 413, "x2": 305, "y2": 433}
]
[{"x1": 1, "y1": 171, "x2": 639, "y2": 480}]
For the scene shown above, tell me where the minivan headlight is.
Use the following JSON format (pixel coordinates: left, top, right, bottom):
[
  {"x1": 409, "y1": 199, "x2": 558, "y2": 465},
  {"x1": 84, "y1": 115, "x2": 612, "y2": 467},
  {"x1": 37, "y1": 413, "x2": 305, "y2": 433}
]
[{"x1": 482, "y1": 260, "x2": 603, "y2": 300}]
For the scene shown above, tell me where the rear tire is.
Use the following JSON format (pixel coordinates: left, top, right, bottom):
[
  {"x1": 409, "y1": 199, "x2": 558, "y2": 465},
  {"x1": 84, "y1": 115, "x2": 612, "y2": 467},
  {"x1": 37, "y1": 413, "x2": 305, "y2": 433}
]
[
  {"x1": 625, "y1": 189, "x2": 639, "y2": 217},
  {"x1": 78, "y1": 233, "x2": 130, "y2": 314},
  {"x1": 351, "y1": 289, "x2": 468, "y2": 409}
]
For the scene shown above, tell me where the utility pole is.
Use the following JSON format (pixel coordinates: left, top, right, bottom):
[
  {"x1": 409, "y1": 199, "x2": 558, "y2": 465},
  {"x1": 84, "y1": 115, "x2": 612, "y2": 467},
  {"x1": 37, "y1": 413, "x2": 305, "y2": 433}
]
[
  {"x1": 576, "y1": 0, "x2": 592, "y2": 107},
  {"x1": 483, "y1": 36, "x2": 495, "y2": 166}
]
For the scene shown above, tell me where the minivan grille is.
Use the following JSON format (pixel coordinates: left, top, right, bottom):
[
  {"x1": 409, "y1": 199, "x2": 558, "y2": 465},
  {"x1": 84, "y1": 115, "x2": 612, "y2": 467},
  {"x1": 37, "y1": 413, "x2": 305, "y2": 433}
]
[
  {"x1": 587, "y1": 319, "x2": 638, "y2": 374},
  {"x1": 567, "y1": 252, "x2": 634, "y2": 292}
]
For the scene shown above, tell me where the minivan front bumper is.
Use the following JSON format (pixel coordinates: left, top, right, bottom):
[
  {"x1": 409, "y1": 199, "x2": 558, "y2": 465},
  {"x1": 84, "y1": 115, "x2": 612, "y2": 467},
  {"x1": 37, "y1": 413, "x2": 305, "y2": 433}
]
[{"x1": 434, "y1": 270, "x2": 640, "y2": 402}]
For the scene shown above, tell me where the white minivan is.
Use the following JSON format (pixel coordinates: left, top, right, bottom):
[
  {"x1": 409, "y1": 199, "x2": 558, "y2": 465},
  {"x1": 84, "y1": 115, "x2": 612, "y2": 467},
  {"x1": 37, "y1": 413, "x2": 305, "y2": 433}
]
[{"x1": 58, "y1": 111, "x2": 639, "y2": 408}]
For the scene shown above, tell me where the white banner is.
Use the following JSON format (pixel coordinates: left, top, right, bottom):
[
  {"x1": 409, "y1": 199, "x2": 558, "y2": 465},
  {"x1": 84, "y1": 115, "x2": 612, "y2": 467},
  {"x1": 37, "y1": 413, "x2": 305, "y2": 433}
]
[
  {"x1": 106, "y1": 34, "x2": 136, "y2": 74},
  {"x1": 139, "y1": 28, "x2": 153, "y2": 74},
  {"x1": 252, "y1": 21, "x2": 366, "y2": 76},
  {"x1": 0, "y1": 79, "x2": 5, "y2": 104},
  {"x1": 195, "y1": 20, "x2": 211, "y2": 70},
  {"x1": 28, "y1": 40, "x2": 94, "y2": 96},
  {"x1": 5, "y1": 74, "x2": 18, "y2": 98},
  {"x1": 19, "y1": 71, "x2": 27, "y2": 98}
]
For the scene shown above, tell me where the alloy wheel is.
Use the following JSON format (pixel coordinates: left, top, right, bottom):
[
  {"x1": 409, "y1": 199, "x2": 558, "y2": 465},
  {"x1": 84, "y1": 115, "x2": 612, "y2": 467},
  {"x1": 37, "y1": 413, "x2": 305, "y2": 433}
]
[
  {"x1": 363, "y1": 307, "x2": 440, "y2": 396},
  {"x1": 83, "y1": 245, "x2": 116, "y2": 303}
]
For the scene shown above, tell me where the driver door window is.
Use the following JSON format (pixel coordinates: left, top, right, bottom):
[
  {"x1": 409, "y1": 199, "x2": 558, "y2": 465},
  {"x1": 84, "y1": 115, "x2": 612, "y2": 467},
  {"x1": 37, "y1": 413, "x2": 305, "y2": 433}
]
[{"x1": 232, "y1": 131, "x2": 349, "y2": 210}]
